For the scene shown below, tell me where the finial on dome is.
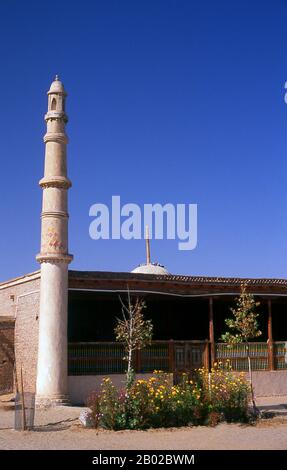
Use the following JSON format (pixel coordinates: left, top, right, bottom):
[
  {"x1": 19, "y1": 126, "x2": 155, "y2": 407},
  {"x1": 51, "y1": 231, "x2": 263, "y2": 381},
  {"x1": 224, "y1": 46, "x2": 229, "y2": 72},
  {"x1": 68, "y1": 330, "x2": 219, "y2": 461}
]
[
  {"x1": 47, "y1": 75, "x2": 66, "y2": 96},
  {"x1": 131, "y1": 224, "x2": 169, "y2": 275},
  {"x1": 145, "y1": 225, "x2": 151, "y2": 265}
]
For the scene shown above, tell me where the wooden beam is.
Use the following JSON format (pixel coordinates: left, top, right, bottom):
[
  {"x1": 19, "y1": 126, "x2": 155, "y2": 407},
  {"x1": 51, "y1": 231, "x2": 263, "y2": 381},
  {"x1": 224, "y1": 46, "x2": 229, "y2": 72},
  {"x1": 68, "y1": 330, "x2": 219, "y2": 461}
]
[
  {"x1": 268, "y1": 300, "x2": 275, "y2": 370},
  {"x1": 209, "y1": 297, "x2": 215, "y2": 367}
]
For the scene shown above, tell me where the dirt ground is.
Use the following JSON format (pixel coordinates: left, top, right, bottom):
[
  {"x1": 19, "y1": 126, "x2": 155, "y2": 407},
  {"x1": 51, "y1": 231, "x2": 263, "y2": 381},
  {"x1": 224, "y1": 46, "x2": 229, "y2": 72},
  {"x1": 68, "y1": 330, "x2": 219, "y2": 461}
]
[{"x1": 1, "y1": 395, "x2": 287, "y2": 450}]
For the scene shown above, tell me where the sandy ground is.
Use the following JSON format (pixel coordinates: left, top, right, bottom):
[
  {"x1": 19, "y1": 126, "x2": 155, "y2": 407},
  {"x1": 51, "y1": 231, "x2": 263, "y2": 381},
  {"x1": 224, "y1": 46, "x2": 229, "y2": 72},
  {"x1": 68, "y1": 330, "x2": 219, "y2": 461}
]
[{"x1": 1, "y1": 395, "x2": 287, "y2": 450}]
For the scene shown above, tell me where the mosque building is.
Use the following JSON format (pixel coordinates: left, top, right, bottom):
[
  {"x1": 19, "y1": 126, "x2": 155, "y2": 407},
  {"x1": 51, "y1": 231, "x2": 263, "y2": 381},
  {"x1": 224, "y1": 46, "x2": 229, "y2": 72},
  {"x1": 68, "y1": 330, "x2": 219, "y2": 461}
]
[{"x1": 0, "y1": 77, "x2": 287, "y2": 405}]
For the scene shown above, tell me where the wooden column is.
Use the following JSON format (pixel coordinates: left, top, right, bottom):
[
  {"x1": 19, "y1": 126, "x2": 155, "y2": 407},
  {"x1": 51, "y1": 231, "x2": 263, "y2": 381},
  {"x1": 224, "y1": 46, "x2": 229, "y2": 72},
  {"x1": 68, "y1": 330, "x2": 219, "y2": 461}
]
[
  {"x1": 209, "y1": 297, "x2": 215, "y2": 367},
  {"x1": 268, "y1": 299, "x2": 275, "y2": 370}
]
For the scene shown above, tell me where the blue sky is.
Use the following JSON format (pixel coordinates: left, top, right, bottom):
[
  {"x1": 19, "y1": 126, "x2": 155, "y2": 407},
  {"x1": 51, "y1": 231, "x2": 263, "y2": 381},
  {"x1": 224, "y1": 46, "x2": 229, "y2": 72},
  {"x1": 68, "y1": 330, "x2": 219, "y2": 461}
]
[{"x1": 0, "y1": 0, "x2": 287, "y2": 281}]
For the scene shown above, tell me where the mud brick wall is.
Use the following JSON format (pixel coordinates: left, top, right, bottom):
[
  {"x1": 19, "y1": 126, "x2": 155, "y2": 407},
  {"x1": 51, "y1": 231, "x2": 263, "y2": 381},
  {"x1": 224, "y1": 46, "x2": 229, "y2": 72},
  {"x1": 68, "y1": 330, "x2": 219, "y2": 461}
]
[
  {"x1": 14, "y1": 290, "x2": 40, "y2": 392},
  {"x1": 0, "y1": 273, "x2": 40, "y2": 393},
  {"x1": 0, "y1": 321, "x2": 15, "y2": 394}
]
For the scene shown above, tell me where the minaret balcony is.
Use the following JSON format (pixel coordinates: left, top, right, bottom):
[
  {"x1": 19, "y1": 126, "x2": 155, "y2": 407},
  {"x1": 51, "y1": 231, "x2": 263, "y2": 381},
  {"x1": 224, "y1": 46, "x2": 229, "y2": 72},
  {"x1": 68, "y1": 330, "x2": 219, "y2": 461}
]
[
  {"x1": 36, "y1": 253, "x2": 73, "y2": 264},
  {"x1": 44, "y1": 132, "x2": 68, "y2": 145},
  {"x1": 39, "y1": 176, "x2": 72, "y2": 189},
  {"x1": 45, "y1": 110, "x2": 68, "y2": 123}
]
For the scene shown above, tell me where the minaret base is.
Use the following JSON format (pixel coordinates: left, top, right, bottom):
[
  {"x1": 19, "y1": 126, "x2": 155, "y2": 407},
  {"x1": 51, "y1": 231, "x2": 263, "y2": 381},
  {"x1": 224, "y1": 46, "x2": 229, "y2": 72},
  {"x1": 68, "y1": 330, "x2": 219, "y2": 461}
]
[{"x1": 35, "y1": 394, "x2": 70, "y2": 408}]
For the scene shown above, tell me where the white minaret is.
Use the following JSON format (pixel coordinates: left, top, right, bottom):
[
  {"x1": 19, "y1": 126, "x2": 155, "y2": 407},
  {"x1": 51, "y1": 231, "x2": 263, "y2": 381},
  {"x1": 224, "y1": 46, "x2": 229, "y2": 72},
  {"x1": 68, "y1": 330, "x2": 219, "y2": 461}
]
[{"x1": 36, "y1": 76, "x2": 73, "y2": 406}]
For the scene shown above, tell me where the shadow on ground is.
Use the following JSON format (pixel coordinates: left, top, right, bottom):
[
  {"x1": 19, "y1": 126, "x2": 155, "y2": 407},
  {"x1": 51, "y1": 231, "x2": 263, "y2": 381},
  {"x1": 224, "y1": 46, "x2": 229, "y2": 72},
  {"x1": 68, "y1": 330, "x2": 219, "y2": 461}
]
[
  {"x1": 258, "y1": 404, "x2": 287, "y2": 416},
  {"x1": 33, "y1": 417, "x2": 79, "y2": 432}
]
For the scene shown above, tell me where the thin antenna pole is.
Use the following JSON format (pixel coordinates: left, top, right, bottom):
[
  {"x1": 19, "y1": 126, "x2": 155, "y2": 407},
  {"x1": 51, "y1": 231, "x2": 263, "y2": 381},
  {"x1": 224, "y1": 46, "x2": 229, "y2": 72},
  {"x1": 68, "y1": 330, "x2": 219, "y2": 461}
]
[{"x1": 145, "y1": 225, "x2": 151, "y2": 265}]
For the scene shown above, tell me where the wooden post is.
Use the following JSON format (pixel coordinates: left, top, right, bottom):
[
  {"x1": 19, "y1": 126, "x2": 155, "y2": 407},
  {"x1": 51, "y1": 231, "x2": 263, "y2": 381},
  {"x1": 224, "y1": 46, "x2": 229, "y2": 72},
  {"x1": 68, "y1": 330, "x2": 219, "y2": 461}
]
[
  {"x1": 14, "y1": 359, "x2": 19, "y2": 395},
  {"x1": 20, "y1": 364, "x2": 26, "y2": 431},
  {"x1": 268, "y1": 300, "x2": 275, "y2": 370},
  {"x1": 209, "y1": 297, "x2": 215, "y2": 367},
  {"x1": 168, "y1": 339, "x2": 174, "y2": 373}
]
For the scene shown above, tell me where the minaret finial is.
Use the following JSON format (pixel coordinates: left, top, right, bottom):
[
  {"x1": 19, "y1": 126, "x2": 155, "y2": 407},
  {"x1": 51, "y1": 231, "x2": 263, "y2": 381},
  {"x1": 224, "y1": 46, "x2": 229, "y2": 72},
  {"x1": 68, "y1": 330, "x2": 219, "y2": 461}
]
[
  {"x1": 145, "y1": 225, "x2": 151, "y2": 265},
  {"x1": 55, "y1": 74, "x2": 59, "y2": 81}
]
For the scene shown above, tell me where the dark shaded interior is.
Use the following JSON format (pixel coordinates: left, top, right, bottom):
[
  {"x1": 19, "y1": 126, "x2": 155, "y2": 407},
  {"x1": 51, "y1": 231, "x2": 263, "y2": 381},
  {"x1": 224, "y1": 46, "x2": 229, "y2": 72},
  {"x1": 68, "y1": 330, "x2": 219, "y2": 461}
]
[
  {"x1": 271, "y1": 300, "x2": 287, "y2": 341},
  {"x1": 68, "y1": 291, "x2": 287, "y2": 343},
  {"x1": 68, "y1": 291, "x2": 211, "y2": 342}
]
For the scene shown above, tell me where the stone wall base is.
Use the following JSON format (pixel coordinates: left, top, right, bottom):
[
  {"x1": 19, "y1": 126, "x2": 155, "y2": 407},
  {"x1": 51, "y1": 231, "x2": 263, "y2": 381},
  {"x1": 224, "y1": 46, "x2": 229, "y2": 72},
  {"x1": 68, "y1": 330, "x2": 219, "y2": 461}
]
[
  {"x1": 69, "y1": 374, "x2": 154, "y2": 405},
  {"x1": 69, "y1": 371, "x2": 287, "y2": 405},
  {"x1": 246, "y1": 370, "x2": 287, "y2": 397}
]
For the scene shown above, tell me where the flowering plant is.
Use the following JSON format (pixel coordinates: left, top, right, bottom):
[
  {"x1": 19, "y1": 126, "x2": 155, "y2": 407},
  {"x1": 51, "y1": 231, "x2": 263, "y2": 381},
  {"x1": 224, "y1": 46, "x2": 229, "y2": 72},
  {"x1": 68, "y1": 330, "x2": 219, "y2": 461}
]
[{"x1": 86, "y1": 366, "x2": 251, "y2": 430}]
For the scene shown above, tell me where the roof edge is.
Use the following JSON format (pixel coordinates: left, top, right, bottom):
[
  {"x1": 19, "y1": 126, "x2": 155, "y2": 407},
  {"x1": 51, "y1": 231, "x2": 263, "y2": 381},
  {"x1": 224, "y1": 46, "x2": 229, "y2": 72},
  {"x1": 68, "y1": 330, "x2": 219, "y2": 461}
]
[
  {"x1": 0, "y1": 270, "x2": 41, "y2": 290},
  {"x1": 68, "y1": 270, "x2": 287, "y2": 286},
  {"x1": 1, "y1": 269, "x2": 287, "y2": 289}
]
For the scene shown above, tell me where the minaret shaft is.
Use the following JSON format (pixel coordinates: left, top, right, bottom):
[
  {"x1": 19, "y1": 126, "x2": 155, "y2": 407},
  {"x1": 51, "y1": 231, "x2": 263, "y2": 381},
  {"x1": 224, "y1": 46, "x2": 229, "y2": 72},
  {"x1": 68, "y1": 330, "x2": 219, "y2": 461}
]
[{"x1": 36, "y1": 77, "x2": 72, "y2": 406}]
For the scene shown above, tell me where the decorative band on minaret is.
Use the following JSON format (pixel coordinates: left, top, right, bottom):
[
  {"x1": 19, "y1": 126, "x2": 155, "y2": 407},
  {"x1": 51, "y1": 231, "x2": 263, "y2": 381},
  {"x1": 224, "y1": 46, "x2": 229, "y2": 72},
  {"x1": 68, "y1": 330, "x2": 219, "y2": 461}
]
[{"x1": 36, "y1": 76, "x2": 73, "y2": 406}]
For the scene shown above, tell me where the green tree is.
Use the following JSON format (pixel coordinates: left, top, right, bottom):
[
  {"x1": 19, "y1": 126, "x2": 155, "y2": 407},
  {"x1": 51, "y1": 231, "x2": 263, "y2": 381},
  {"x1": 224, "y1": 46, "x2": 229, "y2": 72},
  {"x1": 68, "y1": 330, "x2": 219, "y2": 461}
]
[
  {"x1": 221, "y1": 284, "x2": 261, "y2": 414},
  {"x1": 115, "y1": 291, "x2": 153, "y2": 389}
]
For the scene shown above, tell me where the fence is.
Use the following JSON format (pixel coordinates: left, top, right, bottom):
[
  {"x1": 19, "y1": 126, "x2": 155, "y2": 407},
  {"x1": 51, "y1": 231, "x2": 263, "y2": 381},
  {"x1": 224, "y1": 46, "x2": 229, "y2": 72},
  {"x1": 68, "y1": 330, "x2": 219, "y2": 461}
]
[
  {"x1": 215, "y1": 342, "x2": 287, "y2": 371},
  {"x1": 274, "y1": 342, "x2": 287, "y2": 370},
  {"x1": 68, "y1": 341, "x2": 287, "y2": 375},
  {"x1": 68, "y1": 341, "x2": 171, "y2": 375}
]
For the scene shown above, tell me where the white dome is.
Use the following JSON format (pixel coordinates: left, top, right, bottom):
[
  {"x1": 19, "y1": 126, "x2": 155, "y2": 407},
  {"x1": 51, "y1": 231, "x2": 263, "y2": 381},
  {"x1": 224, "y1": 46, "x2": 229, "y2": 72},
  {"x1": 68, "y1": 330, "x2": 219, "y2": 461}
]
[
  {"x1": 131, "y1": 263, "x2": 169, "y2": 275},
  {"x1": 48, "y1": 75, "x2": 66, "y2": 95}
]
